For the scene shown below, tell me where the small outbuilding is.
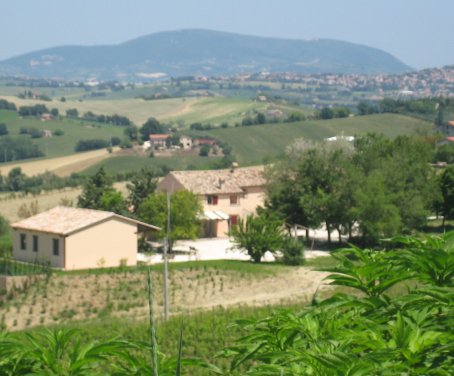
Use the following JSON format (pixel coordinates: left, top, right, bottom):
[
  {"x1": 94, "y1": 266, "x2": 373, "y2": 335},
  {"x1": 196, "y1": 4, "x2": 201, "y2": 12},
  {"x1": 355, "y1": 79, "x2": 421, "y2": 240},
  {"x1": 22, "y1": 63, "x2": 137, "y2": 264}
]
[{"x1": 11, "y1": 206, "x2": 160, "y2": 270}]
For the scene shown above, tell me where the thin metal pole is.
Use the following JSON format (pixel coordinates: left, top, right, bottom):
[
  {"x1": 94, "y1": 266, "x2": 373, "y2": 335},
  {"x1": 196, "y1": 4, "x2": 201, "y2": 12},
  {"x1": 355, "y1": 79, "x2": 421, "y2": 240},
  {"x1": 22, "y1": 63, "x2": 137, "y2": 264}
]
[
  {"x1": 163, "y1": 191, "x2": 171, "y2": 320},
  {"x1": 147, "y1": 270, "x2": 159, "y2": 376}
]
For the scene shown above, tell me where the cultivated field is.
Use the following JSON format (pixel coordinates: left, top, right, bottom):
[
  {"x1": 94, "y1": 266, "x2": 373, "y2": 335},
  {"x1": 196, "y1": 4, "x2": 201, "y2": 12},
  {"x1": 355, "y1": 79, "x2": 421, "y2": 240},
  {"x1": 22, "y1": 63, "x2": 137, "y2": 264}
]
[
  {"x1": 0, "y1": 147, "x2": 120, "y2": 177},
  {"x1": 0, "y1": 261, "x2": 331, "y2": 331},
  {"x1": 1, "y1": 95, "x2": 307, "y2": 127},
  {"x1": 0, "y1": 182, "x2": 127, "y2": 223}
]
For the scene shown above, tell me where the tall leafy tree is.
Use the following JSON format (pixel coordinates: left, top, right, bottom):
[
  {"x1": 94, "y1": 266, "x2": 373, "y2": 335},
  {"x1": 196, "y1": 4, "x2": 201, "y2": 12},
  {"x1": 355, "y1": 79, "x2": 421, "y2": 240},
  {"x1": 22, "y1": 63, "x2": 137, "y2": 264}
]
[
  {"x1": 140, "y1": 117, "x2": 167, "y2": 141},
  {"x1": 138, "y1": 190, "x2": 202, "y2": 250},
  {"x1": 77, "y1": 167, "x2": 126, "y2": 213},
  {"x1": 440, "y1": 165, "x2": 454, "y2": 228},
  {"x1": 127, "y1": 168, "x2": 158, "y2": 215}
]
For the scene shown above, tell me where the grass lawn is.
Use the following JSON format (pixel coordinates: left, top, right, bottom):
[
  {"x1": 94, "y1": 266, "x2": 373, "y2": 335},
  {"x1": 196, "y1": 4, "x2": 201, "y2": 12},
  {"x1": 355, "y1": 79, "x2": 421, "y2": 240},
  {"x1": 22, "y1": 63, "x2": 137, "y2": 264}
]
[{"x1": 191, "y1": 113, "x2": 434, "y2": 164}]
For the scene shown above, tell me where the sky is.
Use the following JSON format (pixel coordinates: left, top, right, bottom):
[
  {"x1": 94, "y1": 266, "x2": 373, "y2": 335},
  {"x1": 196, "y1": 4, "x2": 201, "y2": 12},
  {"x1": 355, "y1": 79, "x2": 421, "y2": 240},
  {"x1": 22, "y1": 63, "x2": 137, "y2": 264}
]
[{"x1": 1, "y1": 0, "x2": 453, "y2": 69}]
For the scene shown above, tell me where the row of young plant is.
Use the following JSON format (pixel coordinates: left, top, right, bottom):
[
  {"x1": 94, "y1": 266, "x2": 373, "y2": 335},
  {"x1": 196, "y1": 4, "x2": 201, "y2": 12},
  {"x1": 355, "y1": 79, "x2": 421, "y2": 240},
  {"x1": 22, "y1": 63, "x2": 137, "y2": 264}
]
[{"x1": 0, "y1": 232, "x2": 452, "y2": 374}]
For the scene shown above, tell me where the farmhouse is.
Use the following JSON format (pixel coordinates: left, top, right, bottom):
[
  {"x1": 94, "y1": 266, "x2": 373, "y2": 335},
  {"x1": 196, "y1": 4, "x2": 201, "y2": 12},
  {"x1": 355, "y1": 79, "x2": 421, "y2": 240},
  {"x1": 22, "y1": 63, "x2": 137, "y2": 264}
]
[
  {"x1": 11, "y1": 206, "x2": 160, "y2": 270},
  {"x1": 180, "y1": 135, "x2": 192, "y2": 150},
  {"x1": 157, "y1": 164, "x2": 266, "y2": 237},
  {"x1": 149, "y1": 134, "x2": 171, "y2": 149}
]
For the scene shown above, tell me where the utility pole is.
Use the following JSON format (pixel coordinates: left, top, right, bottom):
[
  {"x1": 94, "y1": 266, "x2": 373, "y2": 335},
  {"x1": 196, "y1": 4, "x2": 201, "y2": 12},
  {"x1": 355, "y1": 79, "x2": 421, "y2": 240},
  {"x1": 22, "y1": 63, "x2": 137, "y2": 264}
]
[{"x1": 163, "y1": 191, "x2": 170, "y2": 320}]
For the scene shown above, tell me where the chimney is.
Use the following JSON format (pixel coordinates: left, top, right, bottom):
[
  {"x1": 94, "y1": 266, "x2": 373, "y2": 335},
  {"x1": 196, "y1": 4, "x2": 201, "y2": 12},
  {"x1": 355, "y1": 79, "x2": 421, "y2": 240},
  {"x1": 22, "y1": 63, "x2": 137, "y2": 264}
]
[{"x1": 230, "y1": 162, "x2": 239, "y2": 173}]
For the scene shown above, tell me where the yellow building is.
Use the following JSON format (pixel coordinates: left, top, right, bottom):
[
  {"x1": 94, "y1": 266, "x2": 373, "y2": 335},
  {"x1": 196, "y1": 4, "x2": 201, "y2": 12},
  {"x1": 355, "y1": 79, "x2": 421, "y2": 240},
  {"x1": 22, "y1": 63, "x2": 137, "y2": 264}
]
[
  {"x1": 157, "y1": 165, "x2": 266, "y2": 237},
  {"x1": 11, "y1": 206, "x2": 159, "y2": 270}
]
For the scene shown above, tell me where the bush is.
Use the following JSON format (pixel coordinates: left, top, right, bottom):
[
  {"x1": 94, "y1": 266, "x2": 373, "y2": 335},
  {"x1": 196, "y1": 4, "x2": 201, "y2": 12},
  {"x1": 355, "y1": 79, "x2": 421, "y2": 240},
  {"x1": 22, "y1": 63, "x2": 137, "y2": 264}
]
[
  {"x1": 280, "y1": 237, "x2": 305, "y2": 265},
  {"x1": 0, "y1": 123, "x2": 8, "y2": 136},
  {"x1": 199, "y1": 144, "x2": 211, "y2": 157},
  {"x1": 75, "y1": 139, "x2": 109, "y2": 152},
  {"x1": 54, "y1": 129, "x2": 64, "y2": 136}
]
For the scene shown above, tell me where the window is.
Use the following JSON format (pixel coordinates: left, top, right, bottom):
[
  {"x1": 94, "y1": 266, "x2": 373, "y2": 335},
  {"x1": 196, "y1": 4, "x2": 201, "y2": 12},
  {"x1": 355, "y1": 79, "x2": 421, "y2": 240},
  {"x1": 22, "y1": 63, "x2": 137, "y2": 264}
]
[
  {"x1": 20, "y1": 234, "x2": 27, "y2": 251},
  {"x1": 52, "y1": 239, "x2": 60, "y2": 256},
  {"x1": 230, "y1": 195, "x2": 238, "y2": 205},
  {"x1": 33, "y1": 235, "x2": 38, "y2": 253},
  {"x1": 230, "y1": 215, "x2": 238, "y2": 226},
  {"x1": 207, "y1": 195, "x2": 218, "y2": 205}
]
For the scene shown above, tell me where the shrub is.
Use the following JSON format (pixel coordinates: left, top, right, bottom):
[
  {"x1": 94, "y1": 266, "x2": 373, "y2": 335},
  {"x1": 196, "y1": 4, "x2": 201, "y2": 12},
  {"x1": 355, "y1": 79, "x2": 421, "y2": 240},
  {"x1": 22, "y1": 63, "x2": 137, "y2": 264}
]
[
  {"x1": 281, "y1": 237, "x2": 305, "y2": 265},
  {"x1": 54, "y1": 129, "x2": 64, "y2": 136},
  {"x1": 0, "y1": 123, "x2": 8, "y2": 136}
]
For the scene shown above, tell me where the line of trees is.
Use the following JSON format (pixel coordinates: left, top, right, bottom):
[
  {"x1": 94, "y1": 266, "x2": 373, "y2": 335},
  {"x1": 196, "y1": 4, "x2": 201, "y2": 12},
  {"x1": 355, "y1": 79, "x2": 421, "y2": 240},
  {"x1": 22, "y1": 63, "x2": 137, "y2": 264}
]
[
  {"x1": 265, "y1": 134, "x2": 441, "y2": 245},
  {"x1": 74, "y1": 137, "x2": 121, "y2": 152},
  {"x1": 0, "y1": 137, "x2": 44, "y2": 163}
]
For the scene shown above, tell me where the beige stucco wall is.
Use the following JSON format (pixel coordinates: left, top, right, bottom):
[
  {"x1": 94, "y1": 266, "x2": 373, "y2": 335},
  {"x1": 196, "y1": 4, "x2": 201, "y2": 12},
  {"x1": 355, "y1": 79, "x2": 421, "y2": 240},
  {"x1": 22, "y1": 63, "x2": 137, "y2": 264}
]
[
  {"x1": 65, "y1": 217, "x2": 137, "y2": 270},
  {"x1": 202, "y1": 187, "x2": 265, "y2": 237},
  {"x1": 157, "y1": 174, "x2": 265, "y2": 238},
  {"x1": 12, "y1": 230, "x2": 65, "y2": 268},
  {"x1": 202, "y1": 187, "x2": 264, "y2": 218}
]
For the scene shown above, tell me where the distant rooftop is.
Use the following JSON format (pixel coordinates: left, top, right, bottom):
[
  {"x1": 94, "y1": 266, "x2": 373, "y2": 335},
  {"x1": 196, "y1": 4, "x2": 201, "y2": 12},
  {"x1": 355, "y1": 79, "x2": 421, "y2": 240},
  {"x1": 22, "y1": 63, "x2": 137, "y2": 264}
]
[{"x1": 11, "y1": 206, "x2": 160, "y2": 235}]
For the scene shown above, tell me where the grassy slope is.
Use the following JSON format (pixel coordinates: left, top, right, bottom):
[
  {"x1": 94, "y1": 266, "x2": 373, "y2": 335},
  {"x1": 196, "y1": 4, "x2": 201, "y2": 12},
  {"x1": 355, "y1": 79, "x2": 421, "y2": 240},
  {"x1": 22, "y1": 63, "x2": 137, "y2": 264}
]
[
  {"x1": 83, "y1": 154, "x2": 222, "y2": 175},
  {"x1": 0, "y1": 110, "x2": 124, "y2": 159},
  {"x1": 192, "y1": 114, "x2": 433, "y2": 164},
  {"x1": 84, "y1": 113, "x2": 433, "y2": 174}
]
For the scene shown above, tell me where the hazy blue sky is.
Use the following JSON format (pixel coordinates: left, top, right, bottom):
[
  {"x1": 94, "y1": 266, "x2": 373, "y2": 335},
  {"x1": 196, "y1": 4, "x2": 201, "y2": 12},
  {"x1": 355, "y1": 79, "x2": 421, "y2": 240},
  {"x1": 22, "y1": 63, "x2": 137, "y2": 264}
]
[{"x1": 2, "y1": 0, "x2": 452, "y2": 69}]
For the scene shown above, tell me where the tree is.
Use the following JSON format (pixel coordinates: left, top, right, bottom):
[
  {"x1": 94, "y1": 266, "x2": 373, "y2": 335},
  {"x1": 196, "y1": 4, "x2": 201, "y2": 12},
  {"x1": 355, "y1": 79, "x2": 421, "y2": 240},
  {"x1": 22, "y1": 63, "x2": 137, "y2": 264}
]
[
  {"x1": 77, "y1": 167, "x2": 114, "y2": 210},
  {"x1": 231, "y1": 213, "x2": 284, "y2": 263},
  {"x1": 65, "y1": 108, "x2": 79, "y2": 118},
  {"x1": 352, "y1": 173, "x2": 401, "y2": 244},
  {"x1": 440, "y1": 165, "x2": 454, "y2": 228},
  {"x1": 124, "y1": 126, "x2": 138, "y2": 141},
  {"x1": 7, "y1": 168, "x2": 26, "y2": 191},
  {"x1": 199, "y1": 144, "x2": 210, "y2": 157},
  {"x1": 319, "y1": 107, "x2": 334, "y2": 119},
  {"x1": 0, "y1": 123, "x2": 7, "y2": 136},
  {"x1": 127, "y1": 168, "x2": 158, "y2": 215},
  {"x1": 280, "y1": 237, "x2": 305, "y2": 265},
  {"x1": 99, "y1": 190, "x2": 127, "y2": 214},
  {"x1": 256, "y1": 113, "x2": 266, "y2": 124},
  {"x1": 50, "y1": 108, "x2": 59, "y2": 117},
  {"x1": 138, "y1": 190, "x2": 202, "y2": 250},
  {"x1": 140, "y1": 117, "x2": 167, "y2": 141}
]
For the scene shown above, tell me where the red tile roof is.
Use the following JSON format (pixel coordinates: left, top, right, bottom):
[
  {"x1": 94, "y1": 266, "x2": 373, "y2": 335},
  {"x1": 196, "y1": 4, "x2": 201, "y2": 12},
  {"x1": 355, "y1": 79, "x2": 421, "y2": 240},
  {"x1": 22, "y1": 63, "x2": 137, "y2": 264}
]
[{"x1": 149, "y1": 134, "x2": 170, "y2": 140}]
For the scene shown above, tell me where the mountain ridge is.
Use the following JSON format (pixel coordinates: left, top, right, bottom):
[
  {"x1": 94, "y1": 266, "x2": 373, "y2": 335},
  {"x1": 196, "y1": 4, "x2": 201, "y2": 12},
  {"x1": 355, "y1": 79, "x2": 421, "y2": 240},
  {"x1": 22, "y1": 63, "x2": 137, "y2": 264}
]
[{"x1": 0, "y1": 29, "x2": 412, "y2": 80}]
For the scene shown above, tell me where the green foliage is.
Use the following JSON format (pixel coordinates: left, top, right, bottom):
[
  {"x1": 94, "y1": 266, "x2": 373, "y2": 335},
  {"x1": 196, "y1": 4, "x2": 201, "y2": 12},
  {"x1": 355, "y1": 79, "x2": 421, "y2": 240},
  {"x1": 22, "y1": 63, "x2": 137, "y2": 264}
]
[
  {"x1": 75, "y1": 138, "x2": 110, "y2": 152},
  {"x1": 231, "y1": 213, "x2": 284, "y2": 263},
  {"x1": 440, "y1": 165, "x2": 454, "y2": 225},
  {"x1": 353, "y1": 173, "x2": 402, "y2": 243},
  {"x1": 280, "y1": 237, "x2": 305, "y2": 265},
  {"x1": 0, "y1": 136, "x2": 44, "y2": 162},
  {"x1": 65, "y1": 108, "x2": 79, "y2": 118},
  {"x1": 138, "y1": 190, "x2": 202, "y2": 248},
  {"x1": 199, "y1": 144, "x2": 210, "y2": 156},
  {"x1": 0, "y1": 123, "x2": 7, "y2": 136},
  {"x1": 267, "y1": 134, "x2": 437, "y2": 245},
  {"x1": 224, "y1": 233, "x2": 454, "y2": 374},
  {"x1": 77, "y1": 167, "x2": 126, "y2": 213},
  {"x1": 140, "y1": 117, "x2": 167, "y2": 141},
  {"x1": 127, "y1": 168, "x2": 158, "y2": 215}
]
